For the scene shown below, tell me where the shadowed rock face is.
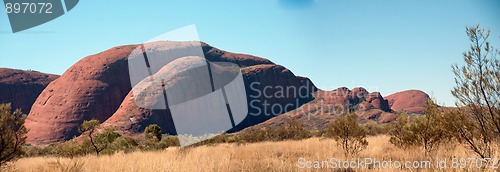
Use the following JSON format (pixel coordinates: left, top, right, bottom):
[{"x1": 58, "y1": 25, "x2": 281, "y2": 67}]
[
  {"x1": 239, "y1": 88, "x2": 424, "y2": 133},
  {"x1": 25, "y1": 41, "x2": 316, "y2": 143},
  {"x1": 231, "y1": 64, "x2": 317, "y2": 132},
  {"x1": 384, "y1": 90, "x2": 430, "y2": 114},
  {"x1": 102, "y1": 64, "x2": 317, "y2": 135},
  {"x1": 0, "y1": 68, "x2": 59, "y2": 114},
  {"x1": 102, "y1": 55, "x2": 317, "y2": 135}
]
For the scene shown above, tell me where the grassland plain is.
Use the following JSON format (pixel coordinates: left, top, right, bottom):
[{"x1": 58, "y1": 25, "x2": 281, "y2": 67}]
[{"x1": 6, "y1": 135, "x2": 499, "y2": 172}]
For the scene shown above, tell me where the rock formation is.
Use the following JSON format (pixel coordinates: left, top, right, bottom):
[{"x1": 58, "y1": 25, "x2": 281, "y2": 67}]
[
  {"x1": 384, "y1": 90, "x2": 430, "y2": 114},
  {"x1": 25, "y1": 45, "x2": 137, "y2": 143},
  {"x1": 240, "y1": 87, "x2": 423, "y2": 132},
  {"x1": 102, "y1": 50, "x2": 316, "y2": 135},
  {"x1": 21, "y1": 41, "x2": 430, "y2": 144},
  {"x1": 25, "y1": 41, "x2": 315, "y2": 143},
  {"x1": 0, "y1": 68, "x2": 58, "y2": 114}
]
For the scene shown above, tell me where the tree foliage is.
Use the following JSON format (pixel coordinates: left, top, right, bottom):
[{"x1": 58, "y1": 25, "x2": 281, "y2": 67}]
[
  {"x1": 389, "y1": 100, "x2": 448, "y2": 156},
  {"x1": 268, "y1": 118, "x2": 310, "y2": 141},
  {"x1": 324, "y1": 113, "x2": 368, "y2": 157},
  {"x1": 446, "y1": 24, "x2": 500, "y2": 158},
  {"x1": 0, "y1": 103, "x2": 27, "y2": 166},
  {"x1": 144, "y1": 124, "x2": 162, "y2": 141},
  {"x1": 79, "y1": 119, "x2": 102, "y2": 155},
  {"x1": 95, "y1": 127, "x2": 121, "y2": 154}
]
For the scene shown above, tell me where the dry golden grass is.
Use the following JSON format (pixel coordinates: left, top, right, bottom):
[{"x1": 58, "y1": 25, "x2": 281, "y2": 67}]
[{"x1": 6, "y1": 135, "x2": 499, "y2": 172}]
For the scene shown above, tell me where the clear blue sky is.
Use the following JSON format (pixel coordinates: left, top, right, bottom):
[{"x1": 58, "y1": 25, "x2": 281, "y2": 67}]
[{"x1": 1, "y1": 0, "x2": 499, "y2": 106}]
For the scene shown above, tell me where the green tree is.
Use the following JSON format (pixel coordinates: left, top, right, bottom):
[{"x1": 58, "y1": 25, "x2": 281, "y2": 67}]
[
  {"x1": 95, "y1": 127, "x2": 121, "y2": 154},
  {"x1": 79, "y1": 119, "x2": 101, "y2": 155},
  {"x1": 111, "y1": 135, "x2": 138, "y2": 153},
  {"x1": 324, "y1": 113, "x2": 368, "y2": 157},
  {"x1": 389, "y1": 100, "x2": 448, "y2": 156},
  {"x1": 388, "y1": 114, "x2": 414, "y2": 148},
  {"x1": 446, "y1": 24, "x2": 500, "y2": 158},
  {"x1": 0, "y1": 103, "x2": 28, "y2": 166},
  {"x1": 144, "y1": 124, "x2": 162, "y2": 141}
]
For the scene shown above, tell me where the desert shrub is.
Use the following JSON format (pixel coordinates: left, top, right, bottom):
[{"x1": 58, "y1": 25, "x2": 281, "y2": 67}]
[
  {"x1": 268, "y1": 118, "x2": 310, "y2": 141},
  {"x1": 22, "y1": 140, "x2": 92, "y2": 158},
  {"x1": 0, "y1": 103, "x2": 28, "y2": 166},
  {"x1": 139, "y1": 138, "x2": 166, "y2": 151},
  {"x1": 193, "y1": 133, "x2": 232, "y2": 146},
  {"x1": 138, "y1": 124, "x2": 181, "y2": 151},
  {"x1": 110, "y1": 136, "x2": 139, "y2": 153},
  {"x1": 388, "y1": 100, "x2": 448, "y2": 156},
  {"x1": 24, "y1": 135, "x2": 139, "y2": 158},
  {"x1": 324, "y1": 113, "x2": 368, "y2": 157},
  {"x1": 161, "y1": 135, "x2": 180, "y2": 147},
  {"x1": 22, "y1": 129, "x2": 180, "y2": 157},
  {"x1": 363, "y1": 120, "x2": 388, "y2": 136},
  {"x1": 75, "y1": 120, "x2": 124, "y2": 155},
  {"x1": 446, "y1": 24, "x2": 500, "y2": 158},
  {"x1": 49, "y1": 139, "x2": 93, "y2": 158},
  {"x1": 309, "y1": 129, "x2": 321, "y2": 137},
  {"x1": 138, "y1": 135, "x2": 175, "y2": 151},
  {"x1": 21, "y1": 144, "x2": 61, "y2": 157},
  {"x1": 54, "y1": 140, "x2": 90, "y2": 158},
  {"x1": 210, "y1": 133, "x2": 231, "y2": 144},
  {"x1": 144, "y1": 124, "x2": 162, "y2": 141},
  {"x1": 21, "y1": 145, "x2": 42, "y2": 157},
  {"x1": 21, "y1": 122, "x2": 182, "y2": 157},
  {"x1": 441, "y1": 108, "x2": 495, "y2": 158},
  {"x1": 234, "y1": 118, "x2": 310, "y2": 143},
  {"x1": 32, "y1": 144, "x2": 60, "y2": 157},
  {"x1": 224, "y1": 135, "x2": 238, "y2": 143},
  {"x1": 79, "y1": 119, "x2": 102, "y2": 155},
  {"x1": 236, "y1": 129, "x2": 270, "y2": 143},
  {"x1": 387, "y1": 114, "x2": 414, "y2": 148},
  {"x1": 95, "y1": 127, "x2": 122, "y2": 154},
  {"x1": 97, "y1": 128, "x2": 121, "y2": 143},
  {"x1": 24, "y1": 122, "x2": 124, "y2": 157}
]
